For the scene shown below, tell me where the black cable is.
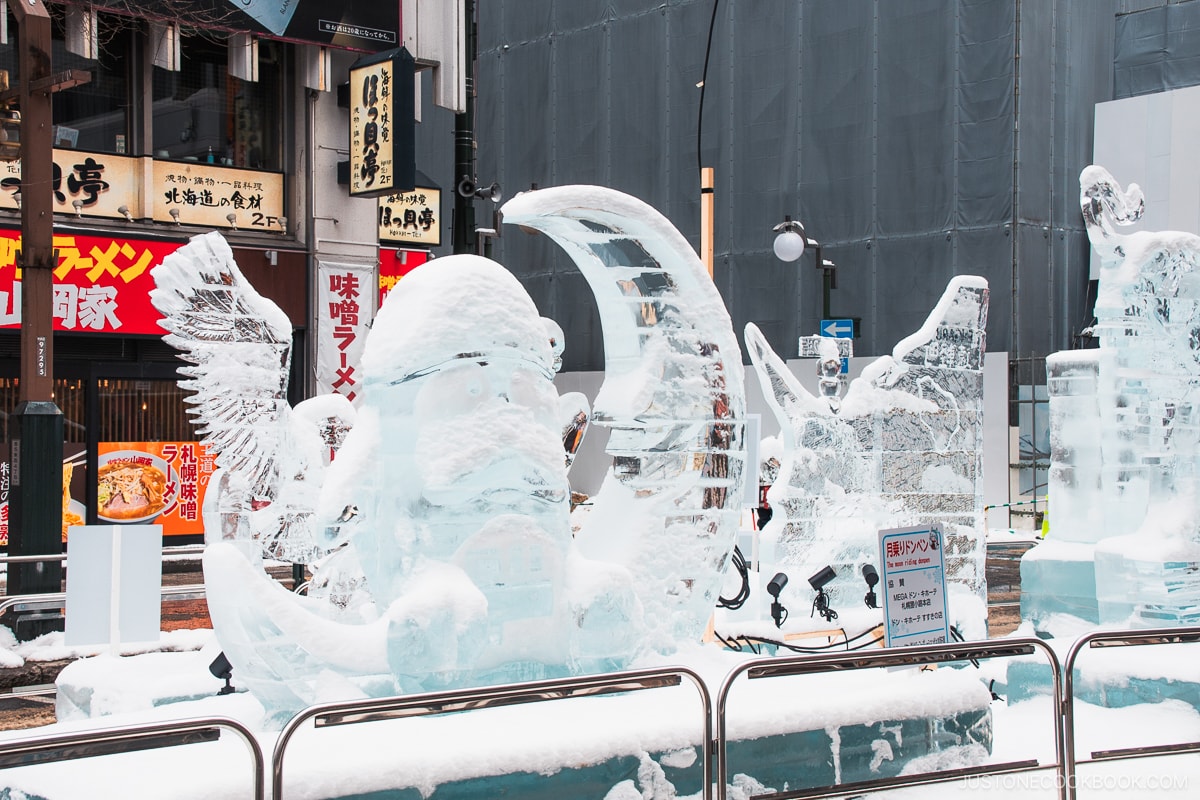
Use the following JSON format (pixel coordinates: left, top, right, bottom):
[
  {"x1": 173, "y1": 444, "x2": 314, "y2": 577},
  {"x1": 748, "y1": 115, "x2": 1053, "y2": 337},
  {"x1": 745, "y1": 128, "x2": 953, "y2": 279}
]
[
  {"x1": 717, "y1": 545, "x2": 750, "y2": 609},
  {"x1": 697, "y1": 0, "x2": 721, "y2": 177},
  {"x1": 718, "y1": 625, "x2": 883, "y2": 655},
  {"x1": 949, "y1": 624, "x2": 981, "y2": 668}
]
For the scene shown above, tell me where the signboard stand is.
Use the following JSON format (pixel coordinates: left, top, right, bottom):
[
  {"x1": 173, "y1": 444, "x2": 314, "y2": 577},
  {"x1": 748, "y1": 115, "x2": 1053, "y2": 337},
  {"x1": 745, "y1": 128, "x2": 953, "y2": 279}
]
[
  {"x1": 64, "y1": 524, "x2": 162, "y2": 648},
  {"x1": 878, "y1": 524, "x2": 950, "y2": 648}
]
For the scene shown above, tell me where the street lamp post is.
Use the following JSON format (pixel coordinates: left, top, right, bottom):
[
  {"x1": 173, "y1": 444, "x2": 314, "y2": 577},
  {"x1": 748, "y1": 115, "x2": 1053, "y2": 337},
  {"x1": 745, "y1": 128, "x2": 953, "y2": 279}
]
[
  {"x1": 8, "y1": 0, "x2": 63, "y2": 601},
  {"x1": 773, "y1": 216, "x2": 837, "y2": 320}
]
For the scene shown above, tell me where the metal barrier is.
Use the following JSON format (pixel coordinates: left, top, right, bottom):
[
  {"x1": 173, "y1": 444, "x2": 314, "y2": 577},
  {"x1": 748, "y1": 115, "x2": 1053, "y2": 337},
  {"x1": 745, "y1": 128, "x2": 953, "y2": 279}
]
[
  {"x1": 0, "y1": 584, "x2": 208, "y2": 618},
  {"x1": 714, "y1": 637, "x2": 1065, "y2": 800},
  {"x1": 272, "y1": 667, "x2": 713, "y2": 800},
  {"x1": 1061, "y1": 625, "x2": 1200, "y2": 800},
  {"x1": 0, "y1": 715, "x2": 265, "y2": 800}
]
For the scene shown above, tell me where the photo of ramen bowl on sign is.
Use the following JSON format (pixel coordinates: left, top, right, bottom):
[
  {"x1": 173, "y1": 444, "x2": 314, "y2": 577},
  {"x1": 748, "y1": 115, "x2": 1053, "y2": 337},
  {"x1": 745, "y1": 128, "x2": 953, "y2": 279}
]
[{"x1": 96, "y1": 451, "x2": 174, "y2": 523}]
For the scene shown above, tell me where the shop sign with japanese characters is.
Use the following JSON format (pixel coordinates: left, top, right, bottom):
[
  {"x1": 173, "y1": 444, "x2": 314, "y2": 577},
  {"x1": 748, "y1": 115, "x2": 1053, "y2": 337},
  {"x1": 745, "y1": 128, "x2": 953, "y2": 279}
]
[
  {"x1": 0, "y1": 149, "x2": 140, "y2": 221},
  {"x1": 878, "y1": 524, "x2": 950, "y2": 648},
  {"x1": 349, "y1": 47, "x2": 414, "y2": 198},
  {"x1": 378, "y1": 187, "x2": 440, "y2": 245},
  {"x1": 153, "y1": 161, "x2": 284, "y2": 229},
  {"x1": 0, "y1": 149, "x2": 283, "y2": 231},
  {"x1": 317, "y1": 260, "x2": 374, "y2": 403},
  {"x1": 0, "y1": 230, "x2": 181, "y2": 335}
]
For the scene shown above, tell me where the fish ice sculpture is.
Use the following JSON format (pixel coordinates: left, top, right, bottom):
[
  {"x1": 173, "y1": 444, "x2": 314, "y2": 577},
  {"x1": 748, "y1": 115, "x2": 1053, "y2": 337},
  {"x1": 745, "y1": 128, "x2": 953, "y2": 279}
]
[
  {"x1": 745, "y1": 276, "x2": 989, "y2": 628},
  {"x1": 150, "y1": 186, "x2": 746, "y2": 724}
]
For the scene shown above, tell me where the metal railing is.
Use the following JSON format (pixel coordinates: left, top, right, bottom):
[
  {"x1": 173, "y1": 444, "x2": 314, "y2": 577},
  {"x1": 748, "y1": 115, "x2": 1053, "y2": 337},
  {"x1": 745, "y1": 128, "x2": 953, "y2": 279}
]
[
  {"x1": 714, "y1": 637, "x2": 1065, "y2": 800},
  {"x1": 0, "y1": 715, "x2": 265, "y2": 800},
  {"x1": 272, "y1": 666, "x2": 713, "y2": 800},
  {"x1": 0, "y1": 584, "x2": 208, "y2": 618},
  {"x1": 1062, "y1": 625, "x2": 1200, "y2": 800}
]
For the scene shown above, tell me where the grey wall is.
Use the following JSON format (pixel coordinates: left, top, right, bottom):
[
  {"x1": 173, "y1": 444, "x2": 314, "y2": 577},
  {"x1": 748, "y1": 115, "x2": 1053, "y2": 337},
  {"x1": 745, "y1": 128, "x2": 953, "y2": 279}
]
[{"x1": 405, "y1": 0, "x2": 1116, "y2": 373}]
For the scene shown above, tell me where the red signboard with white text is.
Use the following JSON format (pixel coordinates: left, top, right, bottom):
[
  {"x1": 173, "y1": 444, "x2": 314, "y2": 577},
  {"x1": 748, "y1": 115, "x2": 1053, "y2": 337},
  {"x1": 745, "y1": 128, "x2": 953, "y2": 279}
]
[{"x1": 0, "y1": 230, "x2": 181, "y2": 335}]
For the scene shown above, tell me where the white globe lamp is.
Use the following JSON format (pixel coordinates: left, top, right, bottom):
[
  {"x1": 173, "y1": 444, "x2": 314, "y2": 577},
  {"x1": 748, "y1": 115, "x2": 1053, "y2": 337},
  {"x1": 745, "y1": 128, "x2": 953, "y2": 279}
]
[{"x1": 772, "y1": 229, "x2": 806, "y2": 262}]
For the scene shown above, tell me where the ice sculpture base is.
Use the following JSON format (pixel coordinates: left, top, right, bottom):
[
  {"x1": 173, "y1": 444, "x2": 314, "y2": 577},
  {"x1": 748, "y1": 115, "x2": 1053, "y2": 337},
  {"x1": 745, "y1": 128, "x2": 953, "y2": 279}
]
[
  {"x1": 1094, "y1": 534, "x2": 1200, "y2": 627},
  {"x1": 55, "y1": 648, "x2": 232, "y2": 723},
  {"x1": 1019, "y1": 541, "x2": 1099, "y2": 635}
]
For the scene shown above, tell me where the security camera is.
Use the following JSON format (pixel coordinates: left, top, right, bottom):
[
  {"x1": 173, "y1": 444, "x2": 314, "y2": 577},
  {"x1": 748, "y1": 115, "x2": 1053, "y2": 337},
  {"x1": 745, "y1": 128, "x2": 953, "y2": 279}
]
[{"x1": 767, "y1": 572, "x2": 788, "y2": 597}]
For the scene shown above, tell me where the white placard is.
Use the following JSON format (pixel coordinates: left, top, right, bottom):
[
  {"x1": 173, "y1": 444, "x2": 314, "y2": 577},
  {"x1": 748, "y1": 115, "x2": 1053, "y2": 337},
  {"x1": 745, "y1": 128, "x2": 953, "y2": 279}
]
[
  {"x1": 64, "y1": 524, "x2": 162, "y2": 648},
  {"x1": 878, "y1": 524, "x2": 949, "y2": 648}
]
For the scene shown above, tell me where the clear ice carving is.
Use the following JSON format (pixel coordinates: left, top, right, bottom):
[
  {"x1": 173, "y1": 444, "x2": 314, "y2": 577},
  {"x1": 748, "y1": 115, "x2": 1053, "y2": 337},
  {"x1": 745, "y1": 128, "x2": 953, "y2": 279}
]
[
  {"x1": 1025, "y1": 165, "x2": 1200, "y2": 631},
  {"x1": 150, "y1": 186, "x2": 746, "y2": 724},
  {"x1": 746, "y1": 276, "x2": 989, "y2": 623}
]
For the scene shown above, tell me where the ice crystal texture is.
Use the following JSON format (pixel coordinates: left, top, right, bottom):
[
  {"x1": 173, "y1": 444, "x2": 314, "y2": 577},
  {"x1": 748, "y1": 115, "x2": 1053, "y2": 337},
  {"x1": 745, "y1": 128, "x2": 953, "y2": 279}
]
[
  {"x1": 746, "y1": 276, "x2": 989, "y2": 622},
  {"x1": 1026, "y1": 166, "x2": 1200, "y2": 632}
]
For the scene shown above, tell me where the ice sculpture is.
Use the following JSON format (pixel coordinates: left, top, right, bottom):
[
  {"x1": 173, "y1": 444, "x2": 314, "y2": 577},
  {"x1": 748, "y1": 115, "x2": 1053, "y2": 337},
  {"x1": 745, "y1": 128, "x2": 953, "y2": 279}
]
[
  {"x1": 746, "y1": 276, "x2": 989, "y2": 628},
  {"x1": 1024, "y1": 165, "x2": 1200, "y2": 632},
  {"x1": 149, "y1": 186, "x2": 746, "y2": 724}
]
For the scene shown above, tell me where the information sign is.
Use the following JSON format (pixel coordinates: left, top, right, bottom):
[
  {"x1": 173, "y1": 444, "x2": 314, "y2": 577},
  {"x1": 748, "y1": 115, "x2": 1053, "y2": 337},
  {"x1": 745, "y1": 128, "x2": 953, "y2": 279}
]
[{"x1": 878, "y1": 524, "x2": 950, "y2": 648}]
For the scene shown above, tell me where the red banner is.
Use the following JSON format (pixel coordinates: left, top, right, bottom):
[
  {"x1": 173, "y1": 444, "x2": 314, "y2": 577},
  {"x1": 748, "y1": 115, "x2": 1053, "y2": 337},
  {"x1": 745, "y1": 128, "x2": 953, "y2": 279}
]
[
  {"x1": 378, "y1": 247, "x2": 429, "y2": 307},
  {"x1": 0, "y1": 230, "x2": 181, "y2": 335}
]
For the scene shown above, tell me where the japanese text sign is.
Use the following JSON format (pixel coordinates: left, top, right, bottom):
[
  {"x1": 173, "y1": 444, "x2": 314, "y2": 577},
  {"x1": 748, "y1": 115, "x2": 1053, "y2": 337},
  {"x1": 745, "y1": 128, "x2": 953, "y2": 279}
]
[
  {"x1": 878, "y1": 524, "x2": 950, "y2": 648},
  {"x1": 153, "y1": 161, "x2": 284, "y2": 229},
  {"x1": 349, "y1": 47, "x2": 415, "y2": 198},
  {"x1": 0, "y1": 230, "x2": 181, "y2": 334},
  {"x1": 317, "y1": 260, "x2": 373, "y2": 403},
  {"x1": 378, "y1": 187, "x2": 441, "y2": 246}
]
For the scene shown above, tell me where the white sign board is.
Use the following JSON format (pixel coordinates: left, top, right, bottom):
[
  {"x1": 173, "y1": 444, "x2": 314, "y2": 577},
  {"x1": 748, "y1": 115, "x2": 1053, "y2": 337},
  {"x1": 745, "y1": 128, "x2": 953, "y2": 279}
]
[
  {"x1": 65, "y1": 524, "x2": 163, "y2": 647},
  {"x1": 878, "y1": 524, "x2": 949, "y2": 648}
]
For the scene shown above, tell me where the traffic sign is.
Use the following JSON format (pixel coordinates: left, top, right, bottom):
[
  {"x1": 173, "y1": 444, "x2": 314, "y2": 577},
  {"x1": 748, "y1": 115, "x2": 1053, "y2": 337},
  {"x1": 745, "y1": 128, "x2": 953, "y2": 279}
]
[{"x1": 820, "y1": 318, "x2": 854, "y2": 338}]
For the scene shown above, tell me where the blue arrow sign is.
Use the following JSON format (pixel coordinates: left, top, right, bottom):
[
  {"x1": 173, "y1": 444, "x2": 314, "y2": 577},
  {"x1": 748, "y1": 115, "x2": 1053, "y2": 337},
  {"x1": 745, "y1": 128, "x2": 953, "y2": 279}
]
[{"x1": 820, "y1": 318, "x2": 854, "y2": 338}]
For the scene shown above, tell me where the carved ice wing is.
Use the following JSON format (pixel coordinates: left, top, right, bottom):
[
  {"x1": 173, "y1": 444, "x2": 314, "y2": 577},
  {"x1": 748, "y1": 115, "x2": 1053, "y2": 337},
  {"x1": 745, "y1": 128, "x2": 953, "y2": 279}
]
[
  {"x1": 149, "y1": 231, "x2": 294, "y2": 500},
  {"x1": 744, "y1": 322, "x2": 831, "y2": 421}
]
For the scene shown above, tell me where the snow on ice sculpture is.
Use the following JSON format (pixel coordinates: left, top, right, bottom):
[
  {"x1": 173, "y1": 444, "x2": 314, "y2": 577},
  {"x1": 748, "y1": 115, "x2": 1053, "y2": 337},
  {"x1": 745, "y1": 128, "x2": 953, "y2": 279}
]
[
  {"x1": 149, "y1": 186, "x2": 746, "y2": 725},
  {"x1": 1026, "y1": 165, "x2": 1200, "y2": 632},
  {"x1": 745, "y1": 276, "x2": 989, "y2": 629}
]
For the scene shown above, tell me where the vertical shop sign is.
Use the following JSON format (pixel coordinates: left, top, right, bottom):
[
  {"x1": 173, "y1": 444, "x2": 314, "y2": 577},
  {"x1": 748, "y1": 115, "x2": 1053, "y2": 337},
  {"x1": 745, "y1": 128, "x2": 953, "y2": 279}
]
[
  {"x1": 348, "y1": 47, "x2": 415, "y2": 198},
  {"x1": 317, "y1": 260, "x2": 373, "y2": 403}
]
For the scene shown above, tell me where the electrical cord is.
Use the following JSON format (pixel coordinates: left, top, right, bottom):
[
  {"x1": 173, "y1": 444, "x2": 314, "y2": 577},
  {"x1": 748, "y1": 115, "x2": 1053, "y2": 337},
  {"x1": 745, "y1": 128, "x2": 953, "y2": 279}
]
[
  {"x1": 717, "y1": 624, "x2": 883, "y2": 655},
  {"x1": 717, "y1": 545, "x2": 750, "y2": 609},
  {"x1": 696, "y1": 0, "x2": 721, "y2": 177}
]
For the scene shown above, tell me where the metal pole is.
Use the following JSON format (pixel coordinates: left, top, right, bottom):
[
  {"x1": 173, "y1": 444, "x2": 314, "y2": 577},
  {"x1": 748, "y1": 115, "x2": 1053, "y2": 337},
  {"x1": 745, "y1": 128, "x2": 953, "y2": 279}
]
[
  {"x1": 815, "y1": 244, "x2": 831, "y2": 320},
  {"x1": 700, "y1": 167, "x2": 714, "y2": 278},
  {"x1": 452, "y1": 0, "x2": 477, "y2": 254},
  {"x1": 9, "y1": 0, "x2": 64, "y2": 603}
]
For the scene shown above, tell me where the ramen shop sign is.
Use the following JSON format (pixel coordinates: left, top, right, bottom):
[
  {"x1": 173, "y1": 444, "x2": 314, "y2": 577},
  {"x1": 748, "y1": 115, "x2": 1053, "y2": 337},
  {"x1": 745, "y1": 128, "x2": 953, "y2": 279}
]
[{"x1": 348, "y1": 47, "x2": 415, "y2": 198}]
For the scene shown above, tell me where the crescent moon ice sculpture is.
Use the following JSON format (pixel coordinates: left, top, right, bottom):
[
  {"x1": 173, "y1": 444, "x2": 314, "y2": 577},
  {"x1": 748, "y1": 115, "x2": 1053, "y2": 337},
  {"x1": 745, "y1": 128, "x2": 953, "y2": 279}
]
[{"x1": 150, "y1": 186, "x2": 746, "y2": 725}]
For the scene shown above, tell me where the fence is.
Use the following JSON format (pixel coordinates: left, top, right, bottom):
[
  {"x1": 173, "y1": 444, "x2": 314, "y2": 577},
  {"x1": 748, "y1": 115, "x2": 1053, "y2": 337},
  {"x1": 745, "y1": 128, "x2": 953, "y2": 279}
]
[
  {"x1": 0, "y1": 716, "x2": 264, "y2": 799},
  {"x1": 0, "y1": 626, "x2": 1195, "y2": 798}
]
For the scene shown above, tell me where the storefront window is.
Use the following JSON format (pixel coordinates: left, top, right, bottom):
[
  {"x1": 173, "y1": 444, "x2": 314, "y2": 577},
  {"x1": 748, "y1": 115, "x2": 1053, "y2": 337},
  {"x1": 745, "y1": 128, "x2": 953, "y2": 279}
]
[
  {"x1": 0, "y1": 7, "x2": 133, "y2": 155},
  {"x1": 98, "y1": 378, "x2": 196, "y2": 442},
  {"x1": 0, "y1": 377, "x2": 87, "y2": 444},
  {"x1": 152, "y1": 33, "x2": 282, "y2": 170}
]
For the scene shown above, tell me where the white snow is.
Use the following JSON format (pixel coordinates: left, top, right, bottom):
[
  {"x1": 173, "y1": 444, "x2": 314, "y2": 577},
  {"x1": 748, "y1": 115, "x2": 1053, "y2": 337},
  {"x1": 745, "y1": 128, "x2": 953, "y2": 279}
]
[{"x1": 0, "y1": 619, "x2": 1193, "y2": 799}]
